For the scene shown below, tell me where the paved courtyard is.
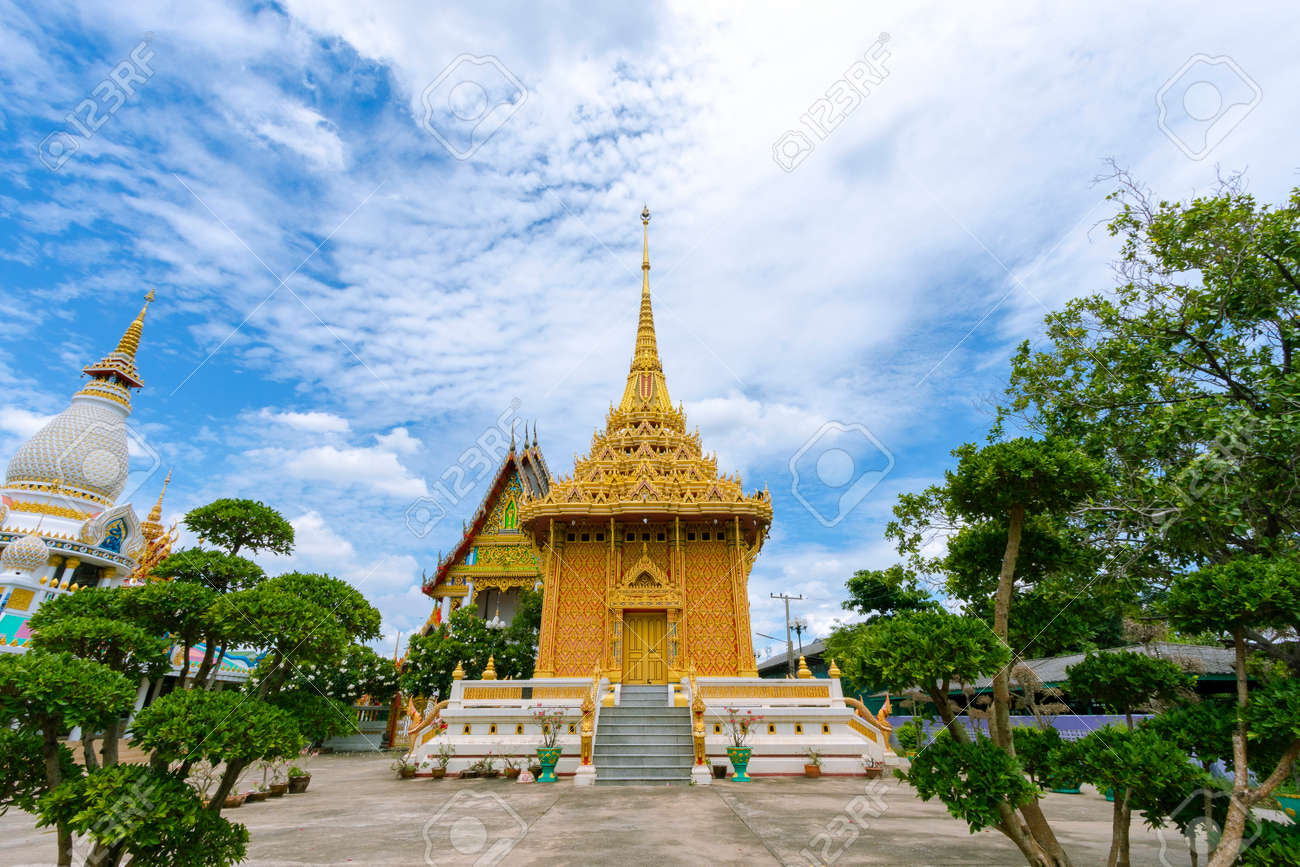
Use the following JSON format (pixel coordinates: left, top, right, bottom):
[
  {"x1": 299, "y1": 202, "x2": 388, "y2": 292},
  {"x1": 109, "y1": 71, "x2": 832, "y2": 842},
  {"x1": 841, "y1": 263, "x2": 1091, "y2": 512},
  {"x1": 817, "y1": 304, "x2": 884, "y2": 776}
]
[{"x1": 1, "y1": 753, "x2": 1179, "y2": 865}]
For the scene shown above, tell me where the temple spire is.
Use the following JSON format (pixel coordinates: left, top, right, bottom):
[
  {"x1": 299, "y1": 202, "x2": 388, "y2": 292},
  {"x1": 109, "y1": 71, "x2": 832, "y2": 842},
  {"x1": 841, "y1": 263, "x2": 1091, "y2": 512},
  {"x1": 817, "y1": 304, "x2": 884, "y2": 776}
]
[
  {"x1": 619, "y1": 207, "x2": 671, "y2": 412},
  {"x1": 115, "y1": 289, "x2": 154, "y2": 359}
]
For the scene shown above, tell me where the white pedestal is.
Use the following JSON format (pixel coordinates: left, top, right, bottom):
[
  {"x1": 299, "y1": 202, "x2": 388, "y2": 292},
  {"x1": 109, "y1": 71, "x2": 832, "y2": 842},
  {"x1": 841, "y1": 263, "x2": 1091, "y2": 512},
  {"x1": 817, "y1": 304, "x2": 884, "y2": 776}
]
[
  {"x1": 690, "y1": 764, "x2": 712, "y2": 786},
  {"x1": 573, "y1": 764, "x2": 596, "y2": 787},
  {"x1": 517, "y1": 770, "x2": 534, "y2": 783}
]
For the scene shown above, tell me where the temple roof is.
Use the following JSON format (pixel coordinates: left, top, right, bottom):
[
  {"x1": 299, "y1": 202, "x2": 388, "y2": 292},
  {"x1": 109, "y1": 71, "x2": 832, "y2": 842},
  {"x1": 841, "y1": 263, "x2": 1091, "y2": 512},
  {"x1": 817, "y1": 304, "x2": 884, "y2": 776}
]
[
  {"x1": 519, "y1": 210, "x2": 772, "y2": 534},
  {"x1": 420, "y1": 435, "x2": 549, "y2": 596}
]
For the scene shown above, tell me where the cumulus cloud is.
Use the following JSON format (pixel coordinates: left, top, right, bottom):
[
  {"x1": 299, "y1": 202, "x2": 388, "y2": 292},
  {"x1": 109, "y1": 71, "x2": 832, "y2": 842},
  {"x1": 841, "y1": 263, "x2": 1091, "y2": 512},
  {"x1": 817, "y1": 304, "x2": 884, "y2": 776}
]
[{"x1": 256, "y1": 407, "x2": 352, "y2": 433}]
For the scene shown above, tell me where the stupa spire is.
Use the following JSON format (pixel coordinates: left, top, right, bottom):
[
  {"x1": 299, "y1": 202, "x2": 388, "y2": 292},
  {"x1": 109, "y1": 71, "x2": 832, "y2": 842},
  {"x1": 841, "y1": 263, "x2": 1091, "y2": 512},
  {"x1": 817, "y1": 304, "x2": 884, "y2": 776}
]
[{"x1": 619, "y1": 207, "x2": 671, "y2": 412}]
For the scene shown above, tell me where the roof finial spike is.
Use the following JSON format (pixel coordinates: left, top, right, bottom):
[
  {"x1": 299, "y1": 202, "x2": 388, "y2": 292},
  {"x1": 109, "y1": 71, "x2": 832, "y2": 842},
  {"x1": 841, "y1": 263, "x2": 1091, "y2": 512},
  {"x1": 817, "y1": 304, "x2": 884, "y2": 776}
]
[
  {"x1": 116, "y1": 289, "x2": 155, "y2": 359},
  {"x1": 510, "y1": 421, "x2": 517, "y2": 452},
  {"x1": 532, "y1": 421, "x2": 538, "y2": 448}
]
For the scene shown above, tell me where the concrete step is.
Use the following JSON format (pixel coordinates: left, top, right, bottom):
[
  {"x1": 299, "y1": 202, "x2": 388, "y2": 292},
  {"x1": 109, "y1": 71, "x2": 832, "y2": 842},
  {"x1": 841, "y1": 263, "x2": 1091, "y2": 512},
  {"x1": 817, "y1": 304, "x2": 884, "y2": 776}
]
[
  {"x1": 595, "y1": 779, "x2": 687, "y2": 787},
  {"x1": 596, "y1": 766, "x2": 691, "y2": 780},
  {"x1": 599, "y1": 710, "x2": 688, "y2": 721},
  {"x1": 595, "y1": 734, "x2": 693, "y2": 747},
  {"x1": 594, "y1": 751, "x2": 693, "y2": 763}
]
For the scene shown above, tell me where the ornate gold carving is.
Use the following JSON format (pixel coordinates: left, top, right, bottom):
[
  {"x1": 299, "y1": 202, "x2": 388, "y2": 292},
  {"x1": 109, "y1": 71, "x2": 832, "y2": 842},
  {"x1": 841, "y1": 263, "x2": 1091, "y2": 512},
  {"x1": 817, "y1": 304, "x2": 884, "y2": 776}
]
[
  {"x1": 7, "y1": 501, "x2": 91, "y2": 520},
  {"x1": 462, "y1": 686, "x2": 521, "y2": 700},
  {"x1": 700, "y1": 684, "x2": 830, "y2": 700},
  {"x1": 848, "y1": 715, "x2": 880, "y2": 743},
  {"x1": 531, "y1": 686, "x2": 587, "y2": 700}
]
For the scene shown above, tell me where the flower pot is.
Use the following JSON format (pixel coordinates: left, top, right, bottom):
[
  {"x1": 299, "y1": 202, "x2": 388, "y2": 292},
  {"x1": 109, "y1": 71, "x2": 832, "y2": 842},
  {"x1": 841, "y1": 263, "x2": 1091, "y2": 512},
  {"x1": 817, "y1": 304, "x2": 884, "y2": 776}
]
[
  {"x1": 287, "y1": 775, "x2": 311, "y2": 794},
  {"x1": 712, "y1": 764, "x2": 728, "y2": 780},
  {"x1": 430, "y1": 768, "x2": 447, "y2": 780},
  {"x1": 246, "y1": 790, "x2": 269, "y2": 803},
  {"x1": 537, "y1": 747, "x2": 562, "y2": 783},
  {"x1": 1050, "y1": 784, "x2": 1082, "y2": 794},
  {"x1": 484, "y1": 769, "x2": 501, "y2": 778},
  {"x1": 460, "y1": 770, "x2": 480, "y2": 779},
  {"x1": 1277, "y1": 794, "x2": 1300, "y2": 820},
  {"x1": 528, "y1": 764, "x2": 542, "y2": 778},
  {"x1": 399, "y1": 767, "x2": 417, "y2": 779},
  {"x1": 505, "y1": 768, "x2": 521, "y2": 780},
  {"x1": 1104, "y1": 787, "x2": 1115, "y2": 802},
  {"x1": 863, "y1": 767, "x2": 883, "y2": 779},
  {"x1": 726, "y1": 746, "x2": 752, "y2": 783},
  {"x1": 804, "y1": 764, "x2": 821, "y2": 778},
  {"x1": 223, "y1": 792, "x2": 246, "y2": 809},
  {"x1": 269, "y1": 783, "x2": 288, "y2": 797}
]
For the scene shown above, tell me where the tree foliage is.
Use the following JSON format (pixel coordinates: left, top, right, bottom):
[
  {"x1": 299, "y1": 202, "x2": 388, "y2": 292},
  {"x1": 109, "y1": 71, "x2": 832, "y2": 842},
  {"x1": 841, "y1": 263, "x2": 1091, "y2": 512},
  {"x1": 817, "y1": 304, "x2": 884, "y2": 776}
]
[
  {"x1": 183, "y1": 498, "x2": 294, "y2": 557},
  {"x1": 151, "y1": 548, "x2": 265, "y2": 593},
  {"x1": 1064, "y1": 650, "x2": 1190, "y2": 720}
]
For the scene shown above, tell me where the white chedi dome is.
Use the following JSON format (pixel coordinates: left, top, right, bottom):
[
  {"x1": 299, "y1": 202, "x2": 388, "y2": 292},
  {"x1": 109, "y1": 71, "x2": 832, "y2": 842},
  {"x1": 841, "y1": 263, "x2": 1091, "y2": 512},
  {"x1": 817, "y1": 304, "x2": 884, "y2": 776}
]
[
  {"x1": 1, "y1": 533, "x2": 50, "y2": 574},
  {"x1": 4, "y1": 399, "x2": 131, "y2": 504}
]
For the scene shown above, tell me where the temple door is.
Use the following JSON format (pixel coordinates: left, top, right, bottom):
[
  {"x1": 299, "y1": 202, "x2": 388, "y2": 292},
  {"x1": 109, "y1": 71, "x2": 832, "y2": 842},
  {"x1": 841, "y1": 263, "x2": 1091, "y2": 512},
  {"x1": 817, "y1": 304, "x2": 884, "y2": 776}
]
[{"x1": 623, "y1": 612, "x2": 668, "y2": 684}]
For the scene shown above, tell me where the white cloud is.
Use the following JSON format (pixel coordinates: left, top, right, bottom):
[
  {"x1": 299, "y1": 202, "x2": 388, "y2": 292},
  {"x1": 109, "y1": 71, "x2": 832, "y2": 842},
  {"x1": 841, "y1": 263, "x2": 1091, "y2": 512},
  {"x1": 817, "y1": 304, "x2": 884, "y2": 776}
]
[
  {"x1": 374, "y1": 426, "x2": 420, "y2": 455},
  {"x1": 257, "y1": 407, "x2": 352, "y2": 433},
  {"x1": 271, "y1": 443, "x2": 429, "y2": 498}
]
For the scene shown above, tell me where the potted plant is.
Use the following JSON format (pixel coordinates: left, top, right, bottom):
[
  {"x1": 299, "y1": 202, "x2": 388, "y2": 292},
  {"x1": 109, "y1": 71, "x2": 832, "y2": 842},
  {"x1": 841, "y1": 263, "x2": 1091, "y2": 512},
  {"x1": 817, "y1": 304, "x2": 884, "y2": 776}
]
[
  {"x1": 432, "y1": 742, "x2": 454, "y2": 780},
  {"x1": 392, "y1": 756, "x2": 419, "y2": 779},
  {"x1": 718, "y1": 707, "x2": 760, "y2": 782},
  {"x1": 245, "y1": 785, "x2": 269, "y2": 803},
  {"x1": 804, "y1": 749, "x2": 823, "y2": 778},
  {"x1": 287, "y1": 766, "x2": 311, "y2": 794},
  {"x1": 712, "y1": 763, "x2": 728, "y2": 780},
  {"x1": 534, "y1": 706, "x2": 566, "y2": 783},
  {"x1": 1045, "y1": 738, "x2": 1083, "y2": 794},
  {"x1": 528, "y1": 761, "x2": 542, "y2": 778},
  {"x1": 223, "y1": 791, "x2": 247, "y2": 809},
  {"x1": 862, "y1": 757, "x2": 884, "y2": 779},
  {"x1": 481, "y1": 752, "x2": 501, "y2": 778},
  {"x1": 503, "y1": 755, "x2": 522, "y2": 780},
  {"x1": 267, "y1": 759, "x2": 290, "y2": 796}
]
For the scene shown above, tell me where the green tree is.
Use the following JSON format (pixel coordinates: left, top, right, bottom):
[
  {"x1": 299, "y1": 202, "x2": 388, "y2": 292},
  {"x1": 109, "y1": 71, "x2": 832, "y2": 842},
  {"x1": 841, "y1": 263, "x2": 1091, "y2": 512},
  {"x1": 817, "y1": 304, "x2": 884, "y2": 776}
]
[
  {"x1": 842, "y1": 565, "x2": 939, "y2": 621},
  {"x1": 1054, "y1": 725, "x2": 1213, "y2": 867},
  {"x1": 1064, "y1": 650, "x2": 1190, "y2": 728},
  {"x1": 183, "y1": 498, "x2": 295, "y2": 557},
  {"x1": 285, "y1": 643, "x2": 400, "y2": 705},
  {"x1": 121, "y1": 580, "x2": 218, "y2": 689},
  {"x1": 1000, "y1": 175, "x2": 1300, "y2": 866},
  {"x1": 37, "y1": 763, "x2": 248, "y2": 867},
  {"x1": 1166, "y1": 553, "x2": 1300, "y2": 864},
  {"x1": 401, "y1": 589, "x2": 542, "y2": 700},
  {"x1": 0, "y1": 651, "x2": 134, "y2": 866}
]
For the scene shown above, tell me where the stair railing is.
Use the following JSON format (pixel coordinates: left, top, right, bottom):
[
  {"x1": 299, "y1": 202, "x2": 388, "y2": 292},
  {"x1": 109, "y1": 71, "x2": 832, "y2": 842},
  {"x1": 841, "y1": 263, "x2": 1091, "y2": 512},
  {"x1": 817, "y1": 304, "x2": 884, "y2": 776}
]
[
  {"x1": 580, "y1": 665, "x2": 599, "y2": 765},
  {"x1": 688, "y1": 661, "x2": 707, "y2": 768}
]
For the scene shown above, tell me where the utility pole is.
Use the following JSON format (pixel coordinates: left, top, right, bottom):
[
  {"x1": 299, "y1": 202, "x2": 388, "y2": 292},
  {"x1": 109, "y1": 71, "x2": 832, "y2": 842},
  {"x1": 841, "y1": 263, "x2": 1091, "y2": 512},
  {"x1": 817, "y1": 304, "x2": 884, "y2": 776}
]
[{"x1": 770, "y1": 593, "x2": 803, "y2": 678}]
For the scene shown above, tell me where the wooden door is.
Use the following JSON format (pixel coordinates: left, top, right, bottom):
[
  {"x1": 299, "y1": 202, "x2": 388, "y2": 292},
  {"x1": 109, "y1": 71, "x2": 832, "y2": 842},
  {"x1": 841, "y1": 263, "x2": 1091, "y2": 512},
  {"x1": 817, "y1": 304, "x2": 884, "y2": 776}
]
[{"x1": 622, "y1": 612, "x2": 668, "y2": 683}]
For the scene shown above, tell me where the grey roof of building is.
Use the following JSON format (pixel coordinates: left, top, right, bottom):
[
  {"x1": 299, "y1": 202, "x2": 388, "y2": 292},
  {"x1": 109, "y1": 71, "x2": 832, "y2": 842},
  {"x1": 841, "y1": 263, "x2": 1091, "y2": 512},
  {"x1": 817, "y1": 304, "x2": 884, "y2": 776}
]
[
  {"x1": 957, "y1": 642, "x2": 1233, "y2": 691},
  {"x1": 756, "y1": 637, "x2": 828, "y2": 674}
]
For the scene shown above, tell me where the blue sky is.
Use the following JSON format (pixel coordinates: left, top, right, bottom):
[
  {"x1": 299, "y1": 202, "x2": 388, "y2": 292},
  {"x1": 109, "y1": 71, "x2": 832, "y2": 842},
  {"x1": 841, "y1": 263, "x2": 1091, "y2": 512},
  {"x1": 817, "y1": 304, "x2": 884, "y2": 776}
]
[{"x1": 3, "y1": 1, "x2": 1298, "y2": 657}]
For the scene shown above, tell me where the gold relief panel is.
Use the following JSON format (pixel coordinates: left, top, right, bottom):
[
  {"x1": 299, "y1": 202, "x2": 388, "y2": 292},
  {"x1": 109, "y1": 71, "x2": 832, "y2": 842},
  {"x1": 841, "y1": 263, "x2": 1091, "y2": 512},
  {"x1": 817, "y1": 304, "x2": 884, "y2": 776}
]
[
  {"x1": 531, "y1": 686, "x2": 588, "y2": 700},
  {"x1": 699, "y1": 684, "x2": 831, "y2": 700},
  {"x1": 462, "y1": 687, "x2": 524, "y2": 700}
]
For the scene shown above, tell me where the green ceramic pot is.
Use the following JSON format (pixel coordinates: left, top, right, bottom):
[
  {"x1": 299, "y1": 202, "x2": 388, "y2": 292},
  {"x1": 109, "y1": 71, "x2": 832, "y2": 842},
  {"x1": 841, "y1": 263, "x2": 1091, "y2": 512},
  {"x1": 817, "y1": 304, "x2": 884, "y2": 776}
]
[
  {"x1": 727, "y1": 746, "x2": 753, "y2": 783},
  {"x1": 1277, "y1": 793, "x2": 1300, "y2": 821},
  {"x1": 537, "y1": 747, "x2": 562, "y2": 783}
]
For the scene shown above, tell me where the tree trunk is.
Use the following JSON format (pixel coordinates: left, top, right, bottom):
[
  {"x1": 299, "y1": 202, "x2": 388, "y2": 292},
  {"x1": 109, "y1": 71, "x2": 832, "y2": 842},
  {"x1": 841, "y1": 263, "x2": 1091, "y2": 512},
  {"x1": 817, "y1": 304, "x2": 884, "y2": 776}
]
[
  {"x1": 83, "y1": 731, "x2": 100, "y2": 772},
  {"x1": 991, "y1": 503, "x2": 1025, "y2": 753},
  {"x1": 177, "y1": 641, "x2": 193, "y2": 689},
  {"x1": 100, "y1": 719, "x2": 120, "y2": 767},
  {"x1": 1106, "y1": 788, "x2": 1131, "y2": 867},
  {"x1": 207, "y1": 759, "x2": 247, "y2": 813},
  {"x1": 41, "y1": 726, "x2": 71, "y2": 867},
  {"x1": 1209, "y1": 628, "x2": 1251, "y2": 866},
  {"x1": 204, "y1": 646, "x2": 228, "y2": 690},
  {"x1": 193, "y1": 640, "x2": 218, "y2": 686}
]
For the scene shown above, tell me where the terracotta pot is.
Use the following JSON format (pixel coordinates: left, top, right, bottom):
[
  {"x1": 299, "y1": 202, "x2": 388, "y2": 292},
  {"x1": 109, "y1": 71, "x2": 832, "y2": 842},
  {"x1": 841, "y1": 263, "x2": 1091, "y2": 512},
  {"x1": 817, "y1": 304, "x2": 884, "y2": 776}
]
[
  {"x1": 430, "y1": 768, "x2": 447, "y2": 780},
  {"x1": 483, "y1": 769, "x2": 501, "y2": 778},
  {"x1": 712, "y1": 764, "x2": 728, "y2": 780},
  {"x1": 460, "y1": 769, "x2": 480, "y2": 779},
  {"x1": 269, "y1": 783, "x2": 288, "y2": 797},
  {"x1": 287, "y1": 775, "x2": 310, "y2": 794},
  {"x1": 223, "y1": 792, "x2": 247, "y2": 809},
  {"x1": 863, "y1": 767, "x2": 883, "y2": 779},
  {"x1": 804, "y1": 764, "x2": 821, "y2": 778},
  {"x1": 245, "y1": 790, "x2": 269, "y2": 803},
  {"x1": 505, "y1": 768, "x2": 521, "y2": 779},
  {"x1": 399, "y1": 767, "x2": 417, "y2": 779}
]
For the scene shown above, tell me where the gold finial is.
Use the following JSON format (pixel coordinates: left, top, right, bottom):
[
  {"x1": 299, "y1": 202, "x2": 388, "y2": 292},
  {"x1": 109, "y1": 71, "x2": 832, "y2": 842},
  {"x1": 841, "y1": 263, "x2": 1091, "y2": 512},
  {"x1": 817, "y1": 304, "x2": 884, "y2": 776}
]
[
  {"x1": 641, "y1": 205, "x2": 651, "y2": 273},
  {"x1": 797, "y1": 655, "x2": 812, "y2": 679},
  {"x1": 115, "y1": 290, "x2": 154, "y2": 359},
  {"x1": 827, "y1": 657, "x2": 841, "y2": 679},
  {"x1": 144, "y1": 468, "x2": 172, "y2": 535},
  {"x1": 481, "y1": 655, "x2": 497, "y2": 680},
  {"x1": 618, "y1": 206, "x2": 670, "y2": 412},
  {"x1": 452, "y1": 660, "x2": 465, "y2": 680}
]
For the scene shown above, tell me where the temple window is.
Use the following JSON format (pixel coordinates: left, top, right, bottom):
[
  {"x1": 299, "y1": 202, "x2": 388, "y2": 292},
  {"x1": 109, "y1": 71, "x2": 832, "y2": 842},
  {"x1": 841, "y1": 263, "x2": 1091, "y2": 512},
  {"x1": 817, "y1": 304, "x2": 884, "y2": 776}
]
[
  {"x1": 656, "y1": 532, "x2": 665, "y2": 541},
  {"x1": 766, "y1": 723, "x2": 776, "y2": 734},
  {"x1": 822, "y1": 724, "x2": 831, "y2": 734},
  {"x1": 489, "y1": 724, "x2": 498, "y2": 734},
  {"x1": 702, "y1": 532, "x2": 710, "y2": 540},
  {"x1": 462, "y1": 724, "x2": 472, "y2": 734},
  {"x1": 794, "y1": 723, "x2": 804, "y2": 734},
  {"x1": 567, "y1": 723, "x2": 576, "y2": 734},
  {"x1": 625, "y1": 532, "x2": 635, "y2": 541},
  {"x1": 595, "y1": 533, "x2": 605, "y2": 542},
  {"x1": 687, "y1": 532, "x2": 696, "y2": 541},
  {"x1": 641, "y1": 533, "x2": 650, "y2": 541},
  {"x1": 580, "y1": 533, "x2": 590, "y2": 542},
  {"x1": 712, "y1": 723, "x2": 722, "y2": 734},
  {"x1": 567, "y1": 533, "x2": 576, "y2": 542},
  {"x1": 515, "y1": 724, "x2": 524, "y2": 734}
]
